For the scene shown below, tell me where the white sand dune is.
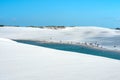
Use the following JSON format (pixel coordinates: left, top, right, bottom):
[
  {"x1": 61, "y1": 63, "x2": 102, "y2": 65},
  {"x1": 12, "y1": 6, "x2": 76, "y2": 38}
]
[
  {"x1": 0, "y1": 26, "x2": 120, "y2": 50},
  {"x1": 0, "y1": 38, "x2": 120, "y2": 80}
]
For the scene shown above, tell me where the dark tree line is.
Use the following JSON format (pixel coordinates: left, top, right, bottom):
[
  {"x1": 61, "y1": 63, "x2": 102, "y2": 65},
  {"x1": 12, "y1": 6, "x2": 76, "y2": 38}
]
[
  {"x1": 115, "y1": 28, "x2": 120, "y2": 30},
  {"x1": 0, "y1": 25, "x2": 4, "y2": 27}
]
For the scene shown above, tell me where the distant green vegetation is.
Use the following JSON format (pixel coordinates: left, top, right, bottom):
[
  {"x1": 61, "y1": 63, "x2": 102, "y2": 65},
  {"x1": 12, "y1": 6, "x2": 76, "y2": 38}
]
[
  {"x1": 0, "y1": 25, "x2": 20, "y2": 27},
  {"x1": 115, "y1": 28, "x2": 120, "y2": 30},
  {"x1": 45, "y1": 26, "x2": 65, "y2": 29},
  {"x1": 0, "y1": 25, "x2": 4, "y2": 27},
  {"x1": 27, "y1": 25, "x2": 65, "y2": 29},
  {"x1": 27, "y1": 26, "x2": 44, "y2": 28},
  {"x1": 0, "y1": 25, "x2": 66, "y2": 29}
]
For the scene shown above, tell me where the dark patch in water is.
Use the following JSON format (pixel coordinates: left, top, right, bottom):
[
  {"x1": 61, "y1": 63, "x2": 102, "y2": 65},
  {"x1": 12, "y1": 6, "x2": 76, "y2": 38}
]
[{"x1": 15, "y1": 40, "x2": 120, "y2": 60}]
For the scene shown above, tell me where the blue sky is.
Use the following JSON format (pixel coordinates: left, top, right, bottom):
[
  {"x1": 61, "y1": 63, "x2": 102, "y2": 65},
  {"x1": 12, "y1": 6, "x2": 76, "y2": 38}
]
[{"x1": 0, "y1": 0, "x2": 120, "y2": 27}]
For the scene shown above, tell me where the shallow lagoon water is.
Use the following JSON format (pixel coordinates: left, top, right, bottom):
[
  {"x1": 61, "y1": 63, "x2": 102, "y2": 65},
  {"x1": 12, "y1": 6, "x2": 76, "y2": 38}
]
[{"x1": 15, "y1": 40, "x2": 120, "y2": 60}]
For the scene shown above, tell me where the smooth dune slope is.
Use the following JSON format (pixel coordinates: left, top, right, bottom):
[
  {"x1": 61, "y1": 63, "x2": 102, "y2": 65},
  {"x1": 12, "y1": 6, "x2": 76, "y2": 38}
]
[{"x1": 0, "y1": 38, "x2": 120, "y2": 80}]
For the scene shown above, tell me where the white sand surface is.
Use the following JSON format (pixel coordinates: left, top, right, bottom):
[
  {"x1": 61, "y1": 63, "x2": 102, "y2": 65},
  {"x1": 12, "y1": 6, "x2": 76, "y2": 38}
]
[
  {"x1": 0, "y1": 26, "x2": 120, "y2": 50},
  {"x1": 0, "y1": 38, "x2": 120, "y2": 80}
]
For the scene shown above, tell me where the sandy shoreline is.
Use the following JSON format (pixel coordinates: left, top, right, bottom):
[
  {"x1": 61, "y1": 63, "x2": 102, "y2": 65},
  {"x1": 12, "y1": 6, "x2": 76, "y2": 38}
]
[
  {"x1": 42, "y1": 41, "x2": 120, "y2": 53},
  {"x1": 14, "y1": 39, "x2": 120, "y2": 53}
]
